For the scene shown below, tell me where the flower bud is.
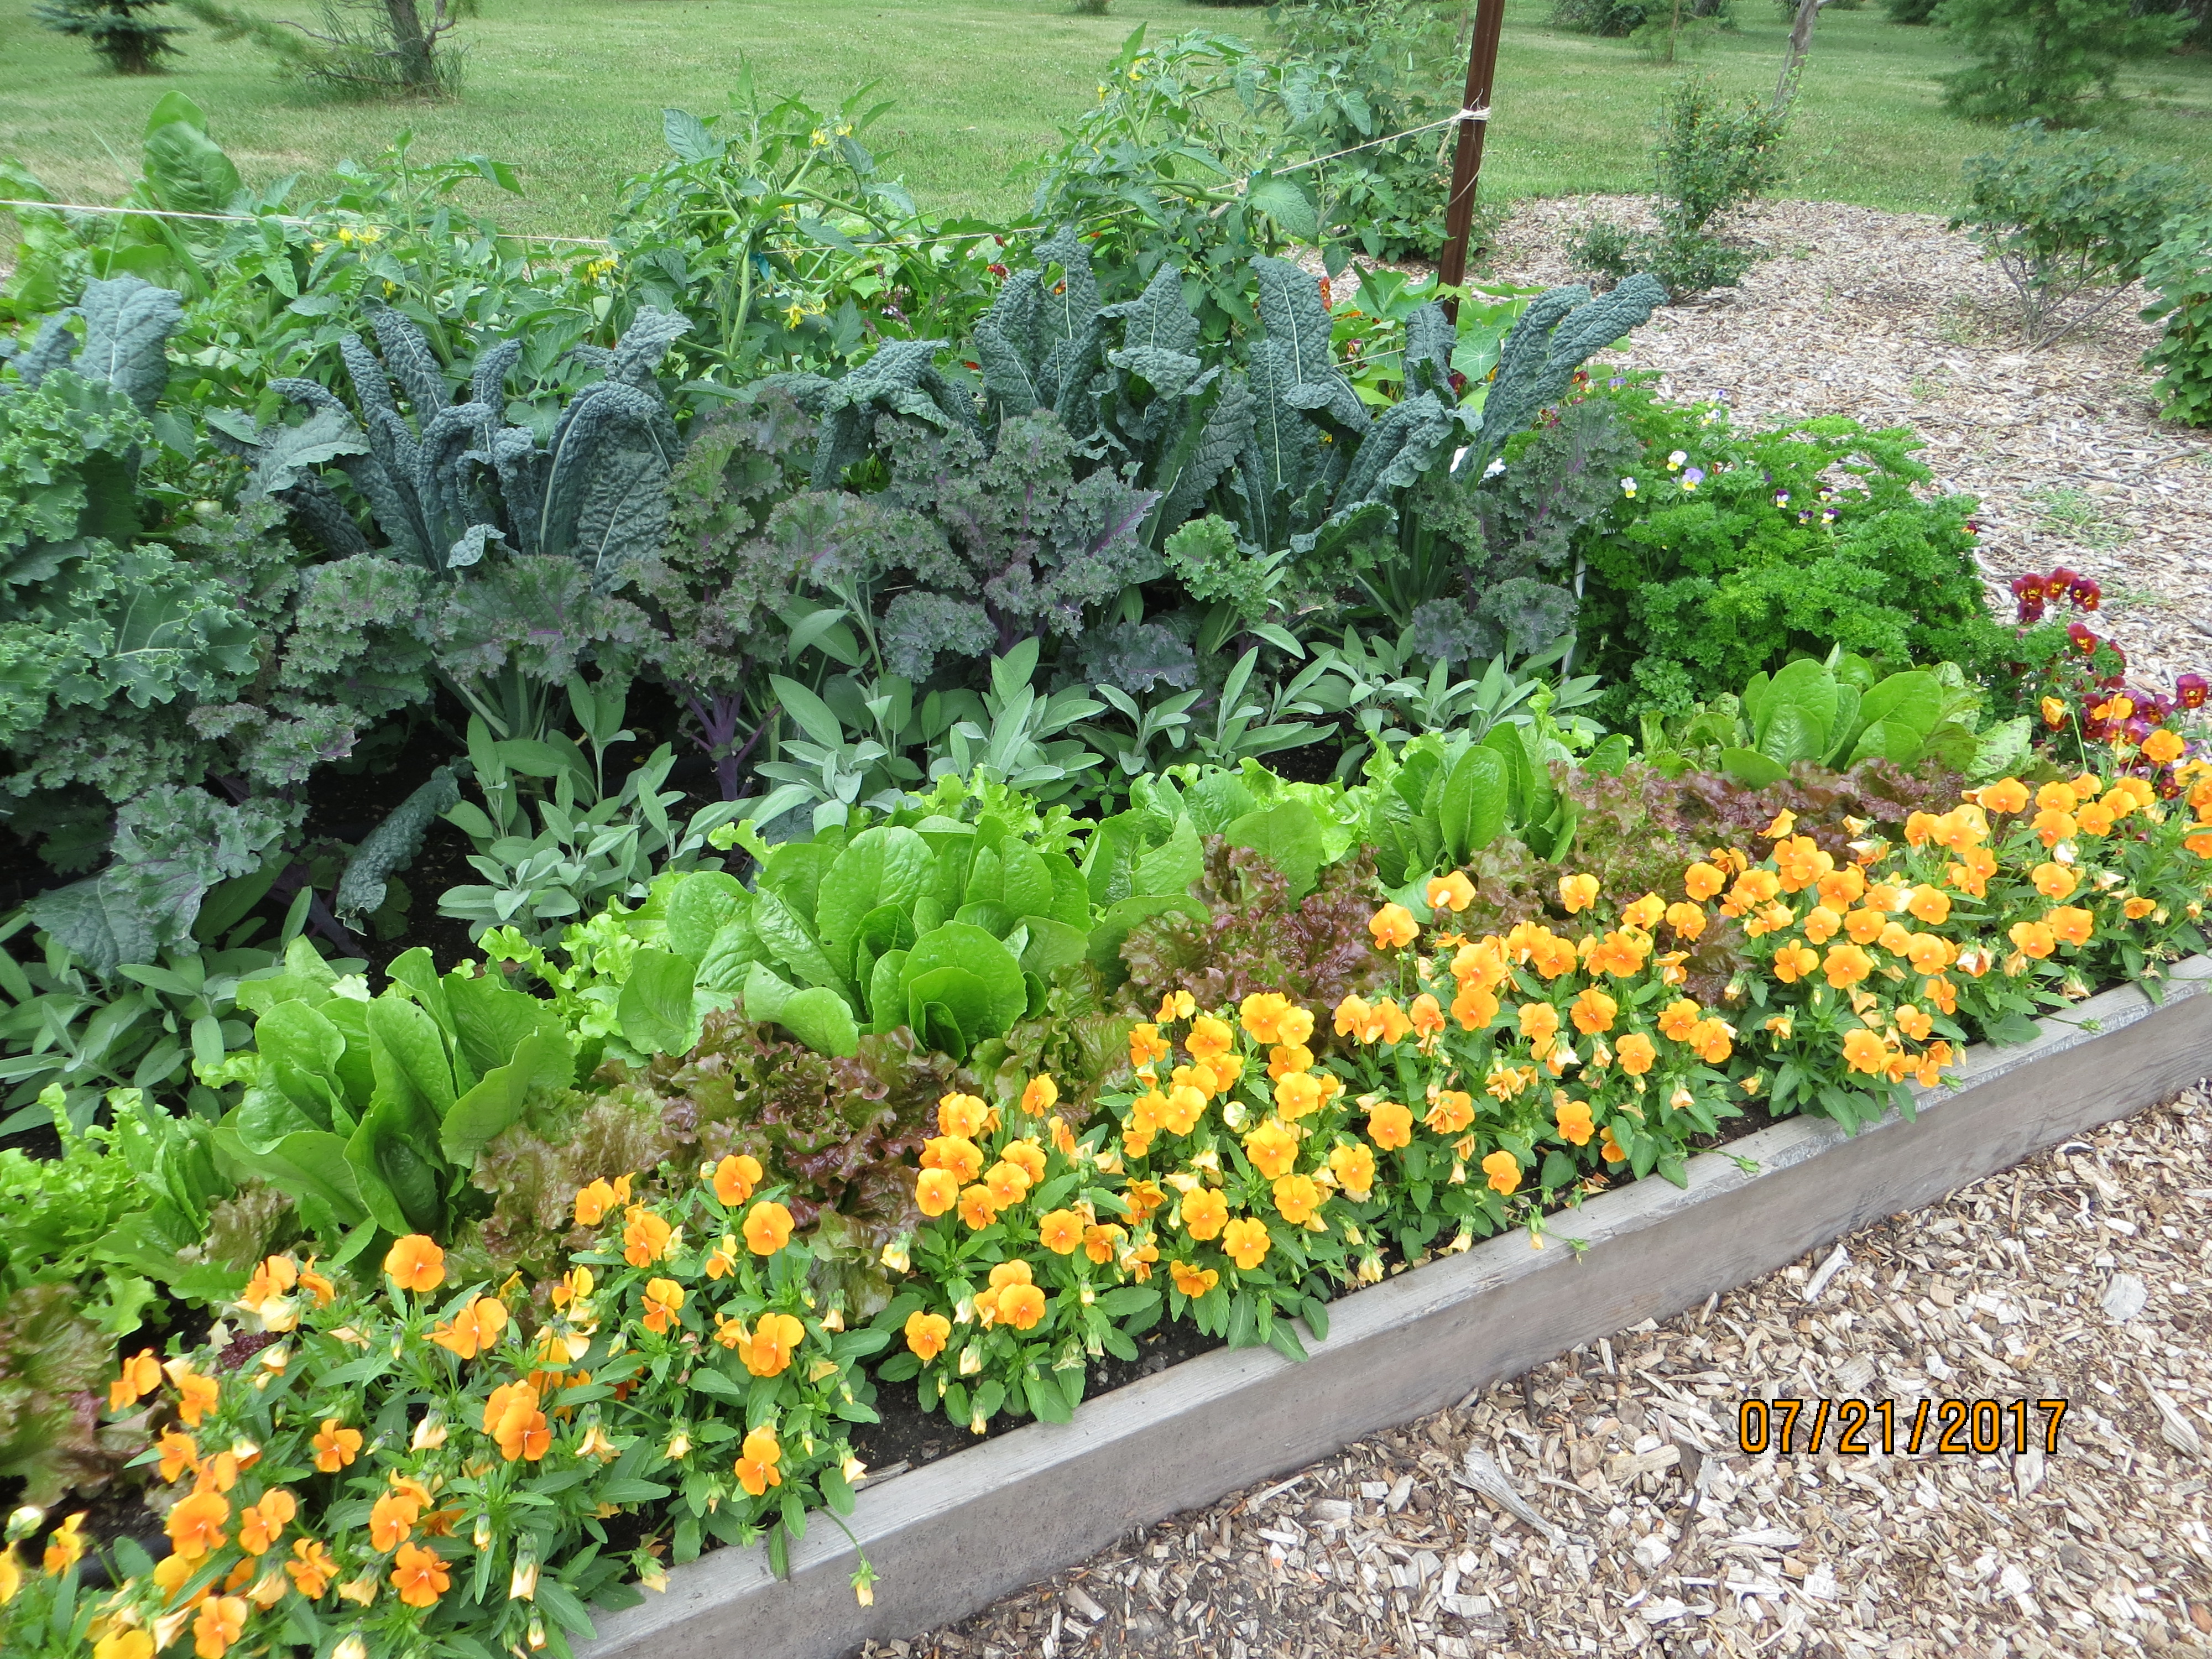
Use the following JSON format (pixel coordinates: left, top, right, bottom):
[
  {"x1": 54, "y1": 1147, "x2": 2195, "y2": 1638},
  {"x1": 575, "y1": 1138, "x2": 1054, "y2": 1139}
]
[
  {"x1": 6, "y1": 1506, "x2": 43, "y2": 1542},
  {"x1": 528, "y1": 1616, "x2": 548, "y2": 1651},
  {"x1": 665, "y1": 1432, "x2": 690, "y2": 1462},
  {"x1": 474, "y1": 1513, "x2": 494, "y2": 1551},
  {"x1": 842, "y1": 1455, "x2": 867, "y2": 1484},
  {"x1": 510, "y1": 1548, "x2": 539, "y2": 1601},
  {"x1": 640, "y1": 1561, "x2": 669, "y2": 1594},
  {"x1": 412, "y1": 1413, "x2": 448, "y2": 1451},
  {"x1": 878, "y1": 1237, "x2": 911, "y2": 1274},
  {"x1": 958, "y1": 1344, "x2": 983, "y2": 1377},
  {"x1": 333, "y1": 1636, "x2": 369, "y2": 1659}
]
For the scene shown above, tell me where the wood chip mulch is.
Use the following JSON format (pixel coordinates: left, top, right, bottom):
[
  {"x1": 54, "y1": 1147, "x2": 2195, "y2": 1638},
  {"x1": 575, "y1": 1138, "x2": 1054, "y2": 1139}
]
[
  {"x1": 861, "y1": 1077, "x2": 2212, "y2": 1659},
  {"x1": 1482, "y1": 196, "x2": 2212, "y2": 693}
]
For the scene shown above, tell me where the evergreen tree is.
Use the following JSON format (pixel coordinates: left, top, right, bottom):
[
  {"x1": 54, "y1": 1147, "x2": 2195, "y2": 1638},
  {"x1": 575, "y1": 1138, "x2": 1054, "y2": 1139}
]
[
  {"x1": 35, "y1": 0, "x2": 185, "y2": 73},
  {"x1": 1933, "y1": 0, "x2": 2189, "y2": 123}
]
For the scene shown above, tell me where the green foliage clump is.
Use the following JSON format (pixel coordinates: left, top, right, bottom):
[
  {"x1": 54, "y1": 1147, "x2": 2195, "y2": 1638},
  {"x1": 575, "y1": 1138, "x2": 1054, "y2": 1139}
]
[
  {"x1": 1933, "y1": 0, "x2": 2190, "y2": 124},
  {"x1": 1572, "y1": 386, "x2": 2008, "y2": 727},
  {"x1": 1571, "y1": 75, "x2": 1788, "y2": 298},
  {"x1": 33, "y1": 0, "x2": 183, "y2": 74},
  {"x1": 2142, "y1": 210, "x2": 2212, "y2": 425},
  {"x1": 1953, "y1": 124, "x2": 2206, "y2": 348}
]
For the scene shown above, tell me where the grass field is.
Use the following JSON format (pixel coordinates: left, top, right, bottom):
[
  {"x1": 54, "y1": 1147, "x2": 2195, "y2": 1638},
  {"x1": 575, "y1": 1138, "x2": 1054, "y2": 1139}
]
[{"x1": 4, "y1": 0, "x2": 2212, "y2": 240}]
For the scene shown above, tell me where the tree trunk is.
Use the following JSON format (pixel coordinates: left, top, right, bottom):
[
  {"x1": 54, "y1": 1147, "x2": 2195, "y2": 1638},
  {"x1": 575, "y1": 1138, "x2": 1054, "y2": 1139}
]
[
  {"x1": 382, "y1": 0, "x2": 434, "y2": 85},
  {"x1": 1774, "y1": 0, "x2": 1830, "y2": 111}
]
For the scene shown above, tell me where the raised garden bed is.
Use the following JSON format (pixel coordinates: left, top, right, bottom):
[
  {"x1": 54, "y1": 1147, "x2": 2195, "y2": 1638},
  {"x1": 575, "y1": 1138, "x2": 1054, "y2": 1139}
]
[{"x1": 581, "y1": 952, "x2": 2212, "y2": 1659}]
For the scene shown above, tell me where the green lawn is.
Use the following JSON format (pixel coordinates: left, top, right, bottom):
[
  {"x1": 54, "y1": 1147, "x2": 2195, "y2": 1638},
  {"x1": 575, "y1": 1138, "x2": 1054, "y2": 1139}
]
[{"x1": 4, "y1": 0, "x2": 2212, "y2": 239}]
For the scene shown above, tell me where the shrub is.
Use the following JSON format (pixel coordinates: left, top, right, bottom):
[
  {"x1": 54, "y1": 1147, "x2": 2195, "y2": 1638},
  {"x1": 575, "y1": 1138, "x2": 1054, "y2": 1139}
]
[
  {"x1": 2142, "y1": 210, "x2": 2212, "y2": 425},
  {"x1": 1572, "y1": 383, "x2": 2010, "y2": 726},
  {"x1": 1934, "y1": 0, "x2": 2190, "y2": 125},
  {"x1": 1571, "y1": 75, "x2": 1788, "y2": 298},
  {"x1": 1953, "y1": 125, "x2": 2206, "y2": 349},
  {"x1": 1882, "y1": 0, "x2": 1939, "y2": 20},
  {"x1": 33, "y1": 0, "x2": 183, "y2": 72}
]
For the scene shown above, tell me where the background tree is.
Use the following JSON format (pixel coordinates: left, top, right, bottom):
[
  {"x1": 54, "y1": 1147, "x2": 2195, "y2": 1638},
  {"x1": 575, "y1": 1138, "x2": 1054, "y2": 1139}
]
[
  {"x1": 35, "y1": 0, "x2": 185, "y2": 74},
  {"x1": 1933, "y1": 0, "x2": 2191, "y2": 124}
]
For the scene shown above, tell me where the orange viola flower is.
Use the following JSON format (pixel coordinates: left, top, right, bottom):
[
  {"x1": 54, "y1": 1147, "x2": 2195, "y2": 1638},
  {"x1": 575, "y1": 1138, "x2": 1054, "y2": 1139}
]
[
  {"x1": 1221, "y1": 1217, "x2": 1271, "y2": 1271},
  {"x1": 1905, "y1": 933, "x2": 1955, "y2": 975},
  {"x1": 998, "y1": 1283, "x2": 1048, "y2": 1330},
  {"x1": 572, "y1": 1177, "x2": 620, "y2": 1227},
  {"x1": 1906, "y1": 884, "x2": 1951, "y2": 925},
  {"x1": 1244, "y1": 1120, "x2": 1301, "y2": 1178},
  {"x1": 2031, "y1": 807, "x2": 2077, "y2": 848},
  {"x1": 1926, "y1": 974, "x2": 1958, "y2": 1015},
  {"x1": 431, "y1": 1296, "x2": 509, "y2": 1361},
  {"x1": 1615, "y1": 1032, "x2": 1657, "y2": 1076},
  {"x1": 1452, "y1": 982, "x2": 1501, "y2": 1030},
  {"x1": 916, "y1": 1168, "x2": 959, "y2": 1217},
  {"x1": 1570, "y1": 986, "x2": 1618, "y2": 1035},
  {"x1": 1801, "y1": 905, "x2": 1841, "y2": 945},
  {"x1": 1558, "y1": 873, "x2": 1600, "y2": 915},
  {"x1": 711, "y1": 1154, "x2": 764, "y2": 1207},
  {"x1": 1425, "y1": 1089, "x2": 1475, "y2": 1134},
  {"x1": 1328, "y1": 1142, "x2": 1376, "y2": 1200},
  {"x1": 1370, "y1": 903, "x2": 1420, "y2": 950},
  {"x1": 623, "y1": 1207, "x2": 675, "y2": 1267},
  {"x1": 1408, "y1": 993, "x2": 1447, "y2": 1040},
  {"x1": 2074, "y1": 800, "x2": 2116, "y2": 837},
  {"x1": 191, "y1": 1594, "x2": 248, "y2": 1658},
  {"x1": 237, "y1": 1489, "x2": 295, "y2": 1557},
  {"x1": 2046, "y1": 905, "x2": 2095, "y2": 947},
  {"x1": 742, "y1": 1201, "x2": 794, "y2": 1256},
  {"x1": 1272, "y1": 1173, "x2": 1322, "y2": 1224},
  {"x1": 369, "y1": 1491, "x2": 420, "y2": 1552},
  {"x1": 167, "y1": 1490, "x2": 230, "y2": 1562},
  {"x1": 2124, "y1": 896, "x2": 2157, "y2": 920},
  {"x1": 1182, "y1": 1015, "x2": 1232, "y2": 1062},
  {"x1": 921, "y1": 1135, "x2": 984, "y2": 1184},
  {"x1": 957, "y1": 1184, "x2": 1001, "y2": 1230},
  {"x1": 160, "y1": 1430, "x2": 201, "y2": 1486},
  {"x1": 390, "y1": 1542, "x2": 450, "y2": 1609},
  {"x1": 974, "y1": 1158, "x2": 1027, "y2": 1210},
  {"x1": 382, "y1": 1234, "x2": 446, "y2": 1294},
  {"x1": 1662, "y1": 901, "x2": 1707, "y2": 942},
  {"x1": 1688, "y1": 1018, "x2": 1734, "y2": 1065},
  {"x1": 1822, "y1": 944, "x2": 1873, "y2": 988},
  {"x1": 1588, "y1": 931, "x2": 1648, "y2": 977},
  {"x1": 1037, "y1": 1208, "x2": 1086, "y2": 1255},
  {"x1": 936, "y1": 1092, "x2": 990, "y2": 1139},
  {"x1": 1128, "y1": 1024, "x2": 1171, "y2": 1070},
  {"x1": 2031, "y1": 862, "x2": 2077, "y2": 900},
  {"x1": 904, "y1": 1311, "x2": 951, "y2": 1363},
  {"x1": 2008, "y1": 920, "x2": 2057, "y2": 959},
  {"x1": 739, "y1": 1311, "x2": 805, "y2": 1377},
  {"x1": 168, "y1": 1365, "x2": 220, "y2": 1429},
  {"x1": 310, "y1": 1420, "x2": 360, "y2": 1474},
  {"x1": 734, "y1": 1426, "x2": 782, "y2": 1496},
  {"x1": 1517, "y1": 1002, "x2": 1562, "y2": 1055},
  {"x1": 1599, "y1": 1125, "x2": 1627, "y2": 1164},
  {"x1": 109, "y1": 1347, "x2": 163, "y2": 1412},
  {"x1": 1656, "y1": 1000, "x2": 1701, "y2": 1042},
  {"x1": 1895, "y1": 1004, "x2": 1933, "y2": 1041},
  {"x1": 1180, "y1": 1187, "x2": 1230, "y2": 1240},
  {"x1": 1427, "y1": 870, "x2": 1477, "y2": 912},
  {"x1": 1549, "y1": 1093, "x2": 1592, "y2": 1145},
  {"x1": 1683, "y1": 863, "x2": 1726, "y2": 901},
  {"x1": 1237, "y1": 993, "x2": 1293, "y2": 1045},
  {"x1": 285, "y1": 1537, "x2": 337, "y2": 1599},
  {"x1": 2145, "y1": 728, "x2": 2186, "y2": 765},
  {"x1": 1841, "y1": 1028, "x2": 1888, "y2": 1076},
  {"x1": 1267, "y1": 1071, "x2": 1321, "y2": 1122},
  {"x1": 1481, "y1": 1151, "x2": 1522, "y2": 1196},
  {"x1": 1082, "y1": 1222, "x2": 1125, "y2": 1264},
  {"x1": 1979, "y1": 778, "x2": 2030, "y2": 815},
  {"x1": 1365, "y1": 1100, "x2": 1413, "y2": 1152},
  {"x1": 639, "y1": 1278, "x2": 686, "y2": 1335},
  {"x1": 1170, "y1": 1260, "x2": 1220, "y2": 1299},
  {"x1": 1373, "y1": 999, "x2": 1414, "y2": 1043}
]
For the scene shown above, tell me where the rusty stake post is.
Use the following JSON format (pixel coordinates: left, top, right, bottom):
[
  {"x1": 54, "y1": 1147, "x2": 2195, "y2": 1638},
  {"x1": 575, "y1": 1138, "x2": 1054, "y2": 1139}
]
[{"x1": 1437, "y1": 0, "x2": 1507, "y2": 321}]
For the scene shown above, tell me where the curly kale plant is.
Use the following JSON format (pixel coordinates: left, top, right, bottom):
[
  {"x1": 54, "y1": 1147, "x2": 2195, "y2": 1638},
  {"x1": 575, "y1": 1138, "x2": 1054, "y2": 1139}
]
[{"x1": 1573, "y1": 384, "x2": 2008, "y2": 726}]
